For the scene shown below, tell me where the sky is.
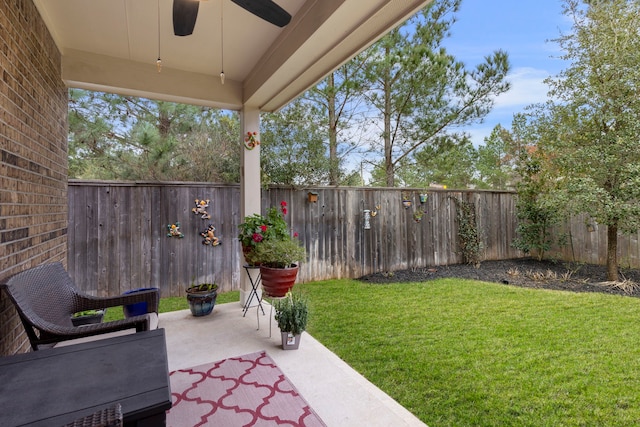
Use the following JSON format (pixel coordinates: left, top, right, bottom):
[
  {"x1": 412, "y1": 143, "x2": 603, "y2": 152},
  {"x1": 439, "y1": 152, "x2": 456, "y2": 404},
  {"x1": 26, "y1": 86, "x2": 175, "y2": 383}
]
[{"x1": 441, "y1": 0, "x2": 571, "y2": 146}]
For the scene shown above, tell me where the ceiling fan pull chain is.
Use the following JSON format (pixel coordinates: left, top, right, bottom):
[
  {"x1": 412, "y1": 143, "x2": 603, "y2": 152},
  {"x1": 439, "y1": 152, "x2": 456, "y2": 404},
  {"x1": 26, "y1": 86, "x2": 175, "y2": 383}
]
[
  {"x1": 157, "y1": 0, "x2": 162, "y2": 72},
  {"x1": 220, "y1": 0, "x2": 225, "y2": 85}
]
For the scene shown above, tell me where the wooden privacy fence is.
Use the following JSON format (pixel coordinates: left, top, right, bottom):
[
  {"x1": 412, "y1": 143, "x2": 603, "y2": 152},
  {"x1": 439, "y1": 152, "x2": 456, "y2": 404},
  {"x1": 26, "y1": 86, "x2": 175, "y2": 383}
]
[
  {"x1": 67, "y1": 181, "x2": 524, "y2": 297},
  {"x1": 68, "y1": 181, "x2": 640, "y2": 297},
  {"x1": 546, "y1": 212, "x2": 640, "y2": 268}
]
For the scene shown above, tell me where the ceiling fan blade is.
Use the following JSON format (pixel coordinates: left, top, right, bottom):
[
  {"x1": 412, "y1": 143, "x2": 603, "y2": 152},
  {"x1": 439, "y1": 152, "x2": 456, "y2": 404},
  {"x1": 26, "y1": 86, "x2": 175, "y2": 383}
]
[
  {"x1": 230, "y1": 0, "x2": 292, "y2": 27},
  {"x1": 173, "y1": 0, "x2": 200, "y2": 36}
]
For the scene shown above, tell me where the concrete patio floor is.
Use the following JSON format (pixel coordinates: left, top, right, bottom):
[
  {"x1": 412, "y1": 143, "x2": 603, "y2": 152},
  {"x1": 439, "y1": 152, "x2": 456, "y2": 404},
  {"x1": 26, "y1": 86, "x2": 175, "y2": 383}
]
[{"x1": 160, "y1": 301, "x2": 427, "y2": 427}]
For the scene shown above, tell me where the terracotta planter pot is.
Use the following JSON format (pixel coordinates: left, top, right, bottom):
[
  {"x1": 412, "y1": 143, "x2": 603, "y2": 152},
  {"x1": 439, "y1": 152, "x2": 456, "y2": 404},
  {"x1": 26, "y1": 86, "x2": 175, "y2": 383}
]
[
  {"x1": 242, "y1": 245, "x2": 259, "y2": 266},
  {"x1": 260, "y1": 264, "x2": 299, "y2": 297}
]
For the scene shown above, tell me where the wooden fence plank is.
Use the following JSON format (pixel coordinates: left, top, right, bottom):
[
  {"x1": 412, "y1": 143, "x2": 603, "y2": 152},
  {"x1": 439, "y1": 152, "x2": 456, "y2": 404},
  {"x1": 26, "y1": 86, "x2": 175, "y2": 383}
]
[{"x1": 96, "y1": 186, "x2": 112, "y2": 296}]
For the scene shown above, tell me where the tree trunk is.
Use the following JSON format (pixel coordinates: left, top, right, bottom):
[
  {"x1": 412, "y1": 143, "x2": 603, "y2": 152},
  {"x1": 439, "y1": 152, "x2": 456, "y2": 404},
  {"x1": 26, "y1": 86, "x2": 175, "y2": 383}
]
[
  {"x1": 327, "y1": 73, "x2": 339, "y2": 186},
  {"x1": 606, "y1": 224, "x2": 618, "y2": 282},
  {"x1": 383, "y1": 44, "x2": 394, "y2": 187}
]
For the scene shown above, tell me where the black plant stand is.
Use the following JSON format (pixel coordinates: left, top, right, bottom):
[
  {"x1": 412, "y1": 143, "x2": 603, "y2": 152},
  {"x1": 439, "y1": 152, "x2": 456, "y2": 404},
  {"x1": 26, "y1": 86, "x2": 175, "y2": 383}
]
[{"x1": 242, "y1": 265, "x2": 265, "y2": 318}]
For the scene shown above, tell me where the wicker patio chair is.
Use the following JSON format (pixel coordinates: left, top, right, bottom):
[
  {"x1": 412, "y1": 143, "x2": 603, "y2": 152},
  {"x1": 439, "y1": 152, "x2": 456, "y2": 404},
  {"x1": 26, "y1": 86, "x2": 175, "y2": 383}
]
[
  {"x1": 63, "y1": 403, "x2": 123, "y2": 427},
  {"x1": 0, "y1": 262, "x2": 159, "y2": 350}
]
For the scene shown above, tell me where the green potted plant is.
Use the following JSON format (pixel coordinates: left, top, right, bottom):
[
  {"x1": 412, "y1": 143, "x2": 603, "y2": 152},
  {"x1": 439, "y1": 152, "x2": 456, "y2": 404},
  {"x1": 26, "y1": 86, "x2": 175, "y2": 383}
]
[
  {"x1": 238, "y1": 201, "x2": 306, "y2": 297},
  {"x1": 185, "y1": 283, "x2": 218, "y2": 317},
  {"x1": 401, "y1": 190, "x2": 412, "y2": 209},
  {"x1": 273, "y1": 292, "x2": 309, "y2": 350},
  {"x1": 237, "y1": 203, "x2": 290, "y2": 266},
  {"x1": 251, "y1": 238, "x2": 306, "y2": 269},
  {"x1": 71, "y1": 309, "x2": 106, "y2": 326}
]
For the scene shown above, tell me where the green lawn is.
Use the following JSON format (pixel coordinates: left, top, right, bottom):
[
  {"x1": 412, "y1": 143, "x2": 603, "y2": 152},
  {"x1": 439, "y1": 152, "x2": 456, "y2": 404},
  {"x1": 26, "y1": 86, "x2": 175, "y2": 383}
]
[
  {"x1": 103, "y1": 280, "x2": 640, "y2": 425},
  {"x1": 298, "y1": 278, "x2": 640, "y2": 426}
]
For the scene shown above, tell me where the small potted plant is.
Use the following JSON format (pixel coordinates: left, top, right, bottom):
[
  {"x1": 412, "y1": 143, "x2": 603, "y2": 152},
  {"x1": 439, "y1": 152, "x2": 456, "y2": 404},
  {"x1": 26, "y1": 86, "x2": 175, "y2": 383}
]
[
  {"x1": 71, "y1": 309, "x2": 106, "y2": 326},
  {"x1": 273, "y1": 292, "x2": 308, "y2": 350},
  {"x1": 251, "y1": 238, "x2": 306, "y2": 269},
  {"x1": 238, "y1": 201, "x2": 306, "y2": 297},
  {"x1": 237, "y1": 203, "x2": 290, "y2": 266},
  {"x1": 253, "y1": 238, "x2": 306, "y2": 297},
  {"x1": 401, "y1": 191, "x2": 412, "y2": 209},
  {"x1": 185, "y1": 283, "x2": 218, "y2": 317}
]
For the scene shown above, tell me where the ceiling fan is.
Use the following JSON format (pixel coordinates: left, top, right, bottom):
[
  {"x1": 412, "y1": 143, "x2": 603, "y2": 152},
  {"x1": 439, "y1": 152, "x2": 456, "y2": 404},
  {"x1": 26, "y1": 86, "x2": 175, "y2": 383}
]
[{"x1": 173, "y1": 0, "x2": 292, "y2": 36}]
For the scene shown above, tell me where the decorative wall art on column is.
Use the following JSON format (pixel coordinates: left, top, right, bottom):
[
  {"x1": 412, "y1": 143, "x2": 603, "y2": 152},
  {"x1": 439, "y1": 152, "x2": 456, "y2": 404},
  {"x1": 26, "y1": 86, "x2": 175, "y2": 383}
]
[{"x1": 244, "y1": 131, "x2": 260, "y2": 150}]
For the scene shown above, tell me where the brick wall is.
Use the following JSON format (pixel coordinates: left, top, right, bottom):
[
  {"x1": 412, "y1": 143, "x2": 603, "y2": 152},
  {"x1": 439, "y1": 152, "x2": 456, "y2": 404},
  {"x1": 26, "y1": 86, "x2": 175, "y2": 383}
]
[{"x1": 0, "y1": 0, "x2": 68, "y2": 355}]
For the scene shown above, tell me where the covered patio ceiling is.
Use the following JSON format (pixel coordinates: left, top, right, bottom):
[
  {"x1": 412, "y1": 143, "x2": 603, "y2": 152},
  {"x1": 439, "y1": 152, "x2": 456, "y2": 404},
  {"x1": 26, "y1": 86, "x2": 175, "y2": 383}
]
[{"x1": 34, "y1": 0, "x2": 431, "y2": 112}]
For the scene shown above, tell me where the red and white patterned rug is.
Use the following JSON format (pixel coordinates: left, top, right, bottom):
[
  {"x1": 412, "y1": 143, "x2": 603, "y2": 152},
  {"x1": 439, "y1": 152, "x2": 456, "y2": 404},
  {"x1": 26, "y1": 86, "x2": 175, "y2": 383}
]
[{"x1": 166, "y1": 351, "x2": 327, "y2": 427}]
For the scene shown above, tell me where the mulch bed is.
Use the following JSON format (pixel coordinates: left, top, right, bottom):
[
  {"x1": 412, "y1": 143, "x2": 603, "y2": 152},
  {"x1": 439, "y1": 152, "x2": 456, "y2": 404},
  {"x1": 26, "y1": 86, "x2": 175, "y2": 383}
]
[{"x1": 359, "y1": 258, "x2": 640, "y2": 298}]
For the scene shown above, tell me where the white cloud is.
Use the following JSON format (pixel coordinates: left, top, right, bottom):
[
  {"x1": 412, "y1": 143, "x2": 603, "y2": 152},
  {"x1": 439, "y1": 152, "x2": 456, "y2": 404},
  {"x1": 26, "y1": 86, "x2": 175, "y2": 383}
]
[
  {"x1": 466, "y1": 127, "x2": 494, "y2": 148},
  {"x1": 494, "y1": 67, "x2": 551, "y2": 108},
  {"x1": 463, "y1": 67, "x2": 556, "y2": 147}
]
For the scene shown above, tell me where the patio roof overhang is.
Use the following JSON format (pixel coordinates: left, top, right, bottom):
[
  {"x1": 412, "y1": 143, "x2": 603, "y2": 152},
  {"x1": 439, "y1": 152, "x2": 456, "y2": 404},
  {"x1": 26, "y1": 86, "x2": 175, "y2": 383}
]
[
  {"x1": 32, "y1": 0, "x2": 432, "y2": 307},
  {"x1": 34, "y1": 0, "x2": 432, "y2": 112}
]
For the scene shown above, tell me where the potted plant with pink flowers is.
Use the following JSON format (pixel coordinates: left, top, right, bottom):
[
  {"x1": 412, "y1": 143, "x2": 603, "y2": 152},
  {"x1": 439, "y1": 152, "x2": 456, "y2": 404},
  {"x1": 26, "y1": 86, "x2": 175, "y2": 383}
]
[{"x1": 238, "y1": 201, "x2": 306, "y2": 297}]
